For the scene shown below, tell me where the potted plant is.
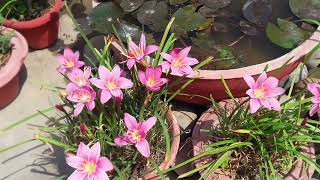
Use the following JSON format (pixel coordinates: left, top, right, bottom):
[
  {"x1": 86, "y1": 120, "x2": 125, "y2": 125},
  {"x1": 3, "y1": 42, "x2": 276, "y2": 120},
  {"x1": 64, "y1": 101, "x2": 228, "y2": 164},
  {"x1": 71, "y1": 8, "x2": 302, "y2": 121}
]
[
  {"x1": 166, "y1": 71, "x2": 320, "y2": 179},
  {"x1": 0, "y1": 25, "x2": 28, "y2": 108},
  {"x1": 0, "y1": 4, "x2": 213, "y2": 179},
  {"x1": 88, "y1": 0, "x2": 320, "y2": 104},
  {"x1": 0, "y1": 0, "x2": 62, "y2": 49}
]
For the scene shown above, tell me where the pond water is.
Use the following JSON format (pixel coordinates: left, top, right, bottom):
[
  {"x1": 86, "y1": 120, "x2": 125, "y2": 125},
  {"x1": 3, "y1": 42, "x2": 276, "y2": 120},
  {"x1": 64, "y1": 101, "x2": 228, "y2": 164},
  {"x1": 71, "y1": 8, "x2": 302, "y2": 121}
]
[{"x1": 188, "y1": 0, "x2": 314, "y2": 70}]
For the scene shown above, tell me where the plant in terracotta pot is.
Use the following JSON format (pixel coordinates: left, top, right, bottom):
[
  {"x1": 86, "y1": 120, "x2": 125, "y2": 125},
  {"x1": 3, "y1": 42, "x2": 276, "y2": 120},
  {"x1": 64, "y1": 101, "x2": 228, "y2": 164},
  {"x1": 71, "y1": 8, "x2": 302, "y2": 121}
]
[
  {"x1": 0, "y1": 5, "x2": 212, "y2": 179},
  {"x1": 165, "y1": 71, "x2": 320, "y2": 179},
  {"x1": 0, "y1": 5, "x2": 28, "y2": 108},
  {"x1": 88, "y1": 0, "x2": 320, "y2": 104},
  {"x1": 0, "y1": 0, "x2": 62, "y2": 49}
]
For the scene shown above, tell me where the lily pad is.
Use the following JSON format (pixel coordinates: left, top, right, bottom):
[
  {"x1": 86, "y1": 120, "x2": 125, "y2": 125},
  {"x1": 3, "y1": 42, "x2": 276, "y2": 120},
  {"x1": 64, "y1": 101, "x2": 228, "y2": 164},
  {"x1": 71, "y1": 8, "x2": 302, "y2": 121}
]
[
  {"x1": 289, "y1": 0, "x2": 320, "y2": 21},
  {"x1": 172, "y1": 5, "x2": 208, "y2": 36},
  {"x1": 266, "y1": 18, "x2": 309, "y2": 49},
  {"x1": 191, "y1": 31, "x2": 216, "y2": 49},
  {"x1": 88, "y1": 2, "x2": 124, "y2": 34},
  {"x1": 242, "y1": 0, "x2": 272, "y2": 26},
  {"x1": 120, "y1": 0, "x2": 144, "y2": 13},
  {"x1": 169, "y1": 0, "x2": 189, "y2": 5},
  {"x1": 136, "y1": 1, "x2": 168, "y2": 32},
  {"x1": 204, "y1": 0, "x2": 232, "y2": 10}
]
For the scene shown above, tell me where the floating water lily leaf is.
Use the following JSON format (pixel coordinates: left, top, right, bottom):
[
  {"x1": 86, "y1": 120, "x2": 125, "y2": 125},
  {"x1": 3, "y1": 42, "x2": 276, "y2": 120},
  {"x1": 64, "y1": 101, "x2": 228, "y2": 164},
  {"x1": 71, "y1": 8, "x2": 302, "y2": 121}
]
[
  {"x1": 239, "y1": 21, "x2": 258, "y2": 36},
  {"x1": 199, "y1": 6, "x2": 219, "y2": 17},
  {"x1": 172, "y1": 5, "x2": 208, "y2": 36},
  {"x1": 114, "y1": 20, "x2": 143, "y2": 42},
  {"x1": 137, "y1": 1, "x2": 168, "y2": 32},
  {"x1": 204, "y1": 0, "x2": 232, "y2": 11},
  {"x1": 191, "y1": 31, "x2": 216, "y2": 49},
  {"x1": 289, "y1": 0, "x2": 320, "y2": 21},
  {"x1": 213, "y1": 47, "x2": 239, "y2": 69},
  {"x1": 266, "y1": 18, "x2": 308, "y2": 49},
  {"x1": 120, "y1": 0, "x2": 144, "y2": 13},
  {"x1": 169, "y1": 0, "x2": 189, "y2": 5},
  {"x1": 88, "y1": 2, "x2": 124, "y2": 34},
  {"x1": 242, "y1": 0, "x2": 272, "y2": 26}
]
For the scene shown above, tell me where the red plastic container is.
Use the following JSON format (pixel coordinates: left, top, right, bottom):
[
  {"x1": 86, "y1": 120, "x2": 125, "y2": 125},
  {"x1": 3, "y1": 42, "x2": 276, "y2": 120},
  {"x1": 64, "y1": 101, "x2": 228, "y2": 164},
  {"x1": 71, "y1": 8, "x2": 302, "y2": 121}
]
[
  {"x1": 0, "y1": 27, "x2": 28, "y2": 108},
  {"x1": 170, "y1": 27, "x2": 320, "y2": 105},
  {"x1": 3, "y1": 0, "x2": 62, "y2": 49}
]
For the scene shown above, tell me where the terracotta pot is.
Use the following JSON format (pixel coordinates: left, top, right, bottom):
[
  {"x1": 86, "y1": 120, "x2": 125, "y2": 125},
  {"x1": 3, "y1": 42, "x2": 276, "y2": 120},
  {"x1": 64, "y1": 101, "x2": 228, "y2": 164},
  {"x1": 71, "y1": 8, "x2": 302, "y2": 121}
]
[
  {"x1": 192, "y1": 101, "x2": 316, "y2": 179},
  {"x1": 0, "y1": 27, "x2": 28, "y2": 108},
  {"x1": 140, "y1": 109, "x2": 180, "y2": 180},
  {"x1": 170, "y1": 27, "x2": 320, "y2": 105},
  {"x1": 3, "y1": 0, "x2": 62, "y2": 49}
]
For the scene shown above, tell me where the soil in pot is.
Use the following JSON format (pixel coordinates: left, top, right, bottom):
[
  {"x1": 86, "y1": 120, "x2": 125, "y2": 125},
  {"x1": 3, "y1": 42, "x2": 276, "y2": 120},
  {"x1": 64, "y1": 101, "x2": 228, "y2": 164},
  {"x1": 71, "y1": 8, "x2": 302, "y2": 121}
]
[
  {"x1": 0, "y1": 51, "x2": 11, "y2": 68},
  {"x1": 1, "y1": 0, "x2": 55, "y2": 21}
]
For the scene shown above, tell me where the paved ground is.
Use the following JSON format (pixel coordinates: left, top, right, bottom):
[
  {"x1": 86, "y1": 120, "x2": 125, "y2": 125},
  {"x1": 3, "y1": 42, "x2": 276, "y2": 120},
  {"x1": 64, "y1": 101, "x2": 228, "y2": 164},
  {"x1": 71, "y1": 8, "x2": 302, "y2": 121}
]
[{"x1": 0, "y1": 13, "x2": 78, "y2": 180}]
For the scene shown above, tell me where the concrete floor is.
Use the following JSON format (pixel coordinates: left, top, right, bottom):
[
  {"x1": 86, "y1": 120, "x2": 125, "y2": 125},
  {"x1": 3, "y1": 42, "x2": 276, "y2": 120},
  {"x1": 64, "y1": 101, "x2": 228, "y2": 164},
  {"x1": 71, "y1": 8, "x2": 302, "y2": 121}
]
[{"x1": 0, "y1": 14, "x2": 77, "y2": 180}]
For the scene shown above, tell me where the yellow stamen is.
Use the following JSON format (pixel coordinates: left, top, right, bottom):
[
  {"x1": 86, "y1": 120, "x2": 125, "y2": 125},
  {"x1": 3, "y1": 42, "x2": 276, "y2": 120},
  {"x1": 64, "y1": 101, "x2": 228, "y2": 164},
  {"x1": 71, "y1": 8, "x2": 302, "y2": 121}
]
[
  {"x1": 106, "y1": 81, "x2": 117, "y2": 90},
  {"x1": 82, "y1": 161, "x2": 96, "y2": 175},
  {"x1": 254, "y1": 88, "x2": 265, "y2": 99},
  {"x1": 172, "y1": 58, "x2": 183, "y2": 68},
  {"x1": 128, "y1": 130, "x2": 141, "y2": 141},
  {"x1": 146, "y1": 78, "x2": 156, "y2": 87},
  {"x1": 65, "y1": 59, "x2": 74, "y2": 68}
]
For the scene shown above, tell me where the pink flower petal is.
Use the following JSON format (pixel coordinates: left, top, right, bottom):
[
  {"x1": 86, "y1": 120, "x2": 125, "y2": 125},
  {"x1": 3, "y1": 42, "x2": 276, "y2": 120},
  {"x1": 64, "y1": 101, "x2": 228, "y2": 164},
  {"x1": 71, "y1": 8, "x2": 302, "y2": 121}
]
[
  {"x1": 110, "y1": 89, "x2": 122, "y2": 97},
  {"x1": 267, "y1": 87, "x2": 285, "y2": 97},
  {"x1": 160, "y1": 61, "x2": 171, "y2": 73},
  {"x1": 90, "y1": 78, "x2": 107, "y2": 90},
  {"x1": 64, "y1": 48, "x2": 74, "y2": 58},
  {"x1": 118, "y1": 77, "x2": 134, "y2": 89},
  {"x1": 124, "y1": 113, "x2": 138, "y2": 130},
  {"x1": 67, "y1": 170, "x2": 87, "y2": 180},
  {"x1": 66, "y1": 155, "x2": 84, "y2": 169},
  {"x1": 86, "y1": 101, "x2": 95, "y2": 111},
  {"x1": 179, "y1": 66, "x2": 193, "y2": 76},
  {"x1": 73, "y1": 51, "x2": 80, "y2": 61},
  {"x1": 170, "y1": 48, "x2": 181, "y2": 57},
  {"x1": 141, "y1": 117, "x2": 157, "y2": 132},
  {"x1": 309, "y1": 104, "x2": 320, "y2": 116},
  {"x1": 308, "y1": 83, "x2": 320, "y2": 96},
  {"x1": 127, "y1": 59, "x2": 136, "y2": 70},
  {"x1": 160, "y1": 52, "x2": 174, "y2": 63},
  {"x1": 66, "y1": 83, "x2": 80, "y2": 94},
  {"x1": 256, "y1": 72, "x2": 267, "y2": 87},
  {"x1": 98, "y1": 66, "x2": 111, "y2": 81},
  {"x1": 128, "y1": 40, "x2": 139, "y2": 54},
  {"x1": 267, "y1": 98, "x2": 281, "y2": 111},
  {"x1": 185, "y1": 57, "x2": 199, "y2": 66},
  {"x1": 93, "y1": 169, "x2": 109, "y2": 180},
  {"x1": 111, "y1": 65, "x2": 121, "y2": 78},
  {"x1": 260, "y1": 99, "x2": 272, "y2": 110},
  {"x1": 100, "y1": 90, "x2": 112, "y2": 104},
  {"x1": 139, "y1": 33, "x2": 146, "y2": 52},
  {"x1": 263, "y1": 77, "x2": 279, "y2": 88},
  {"x1": 138, "y1": 71, "x2": 147, "y2": 85},
  {"x1": 68, "y1": 69, "x2": 83, "y2": 84},
  {"x1": 312, "y1": 97, "x2": 320, "y2": 104},
  {"x1": 114, "y1": 136, "x2": 130, "y2": 146},
  {"x1": 97, "y1": 157, "x2": 113, "y2": 171},
  {"x1": 57, "y1": 55, "x2": 66, "y2": 64},
  {"x1": 84, "y1": 67, "x2": 92, "y2": 80},
  {"x1": 179, "y1": 46, "x2": 191, "y2": 59},
  {"x1": 145, "y1": 45, "x2": 159, "y2": 55},
  {"x1": 243, "y1": 75, "x2": 255, "y2": 89},
  {"x1": 57, "y1": 66, "x2": 66, "y2": 74},
  {"x1": 250, "y1": 98, "x2": 261, "y2": 113},
  {"x1": 74, "y1": 103, "x2": 85, "y2": 117},
  {"x1": 135, "y1": 139, "x2": 150, "y2": 158},
  {"x1": 77, "y1": 142, "x2": 91, "y2": 159},
  {"x1": 246, "y1": 89, "x2": 255, "y2": 98},
  {"x1": 89, "y1": 142, "x2": 101, "y2": 163}
]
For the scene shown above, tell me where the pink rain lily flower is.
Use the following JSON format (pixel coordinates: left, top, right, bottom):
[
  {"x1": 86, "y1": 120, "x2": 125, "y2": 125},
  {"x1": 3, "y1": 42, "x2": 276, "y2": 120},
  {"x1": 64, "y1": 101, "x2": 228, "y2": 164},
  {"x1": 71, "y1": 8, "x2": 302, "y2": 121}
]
[
  {"x1": 244, "y1": 72, "x2": 285, "y2": 113},
  {"x1": 90, "y1": 65, "x2": 133, "y2": 104},
  {"x1": 114, "y1": 113, "x2": 157, "y2": 158},
  {"x1": 66, "y1": 142, "x2": 113, "y2": 180},
  {"x1": 307, "y1": 83, "x2": 320, "y2": 116},
  {"x1": 138, "y1": 66, "x2": 168, "y2": 92},
  {"x1": 67, "y1": 67, "x2": 91, "y2": 90},
  {"x1": 160, "y1": 47, "x2": 199, "y2": 76},
  {"x1": 57, "y1": 48, "x2": 84, "y2": 74},
  {"x1": 126, "y1": 34, "x2": 159, "y2": 70},
  {"x1": 67, "y1": 86, "x2": 96, "y2": 117}
]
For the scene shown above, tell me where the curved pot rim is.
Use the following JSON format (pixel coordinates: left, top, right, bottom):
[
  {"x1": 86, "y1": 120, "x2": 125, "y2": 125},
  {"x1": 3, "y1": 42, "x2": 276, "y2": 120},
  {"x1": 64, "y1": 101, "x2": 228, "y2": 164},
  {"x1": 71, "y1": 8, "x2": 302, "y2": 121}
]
[
  {"x1": 3, "y1": 0, "x2": 62, "y2": 29},
  {"x1": 141, "y1": 108, "x2": 181, "y2": 179},
  {"x1": 175, "y1": 26, "x2": 320, "y2": 80},
  {"x1": 0, "y1": 27, "x2": 28, "y2": 88},
  {"x1": 192, "y1": 106, "x2": 316, "y2": 179}
]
